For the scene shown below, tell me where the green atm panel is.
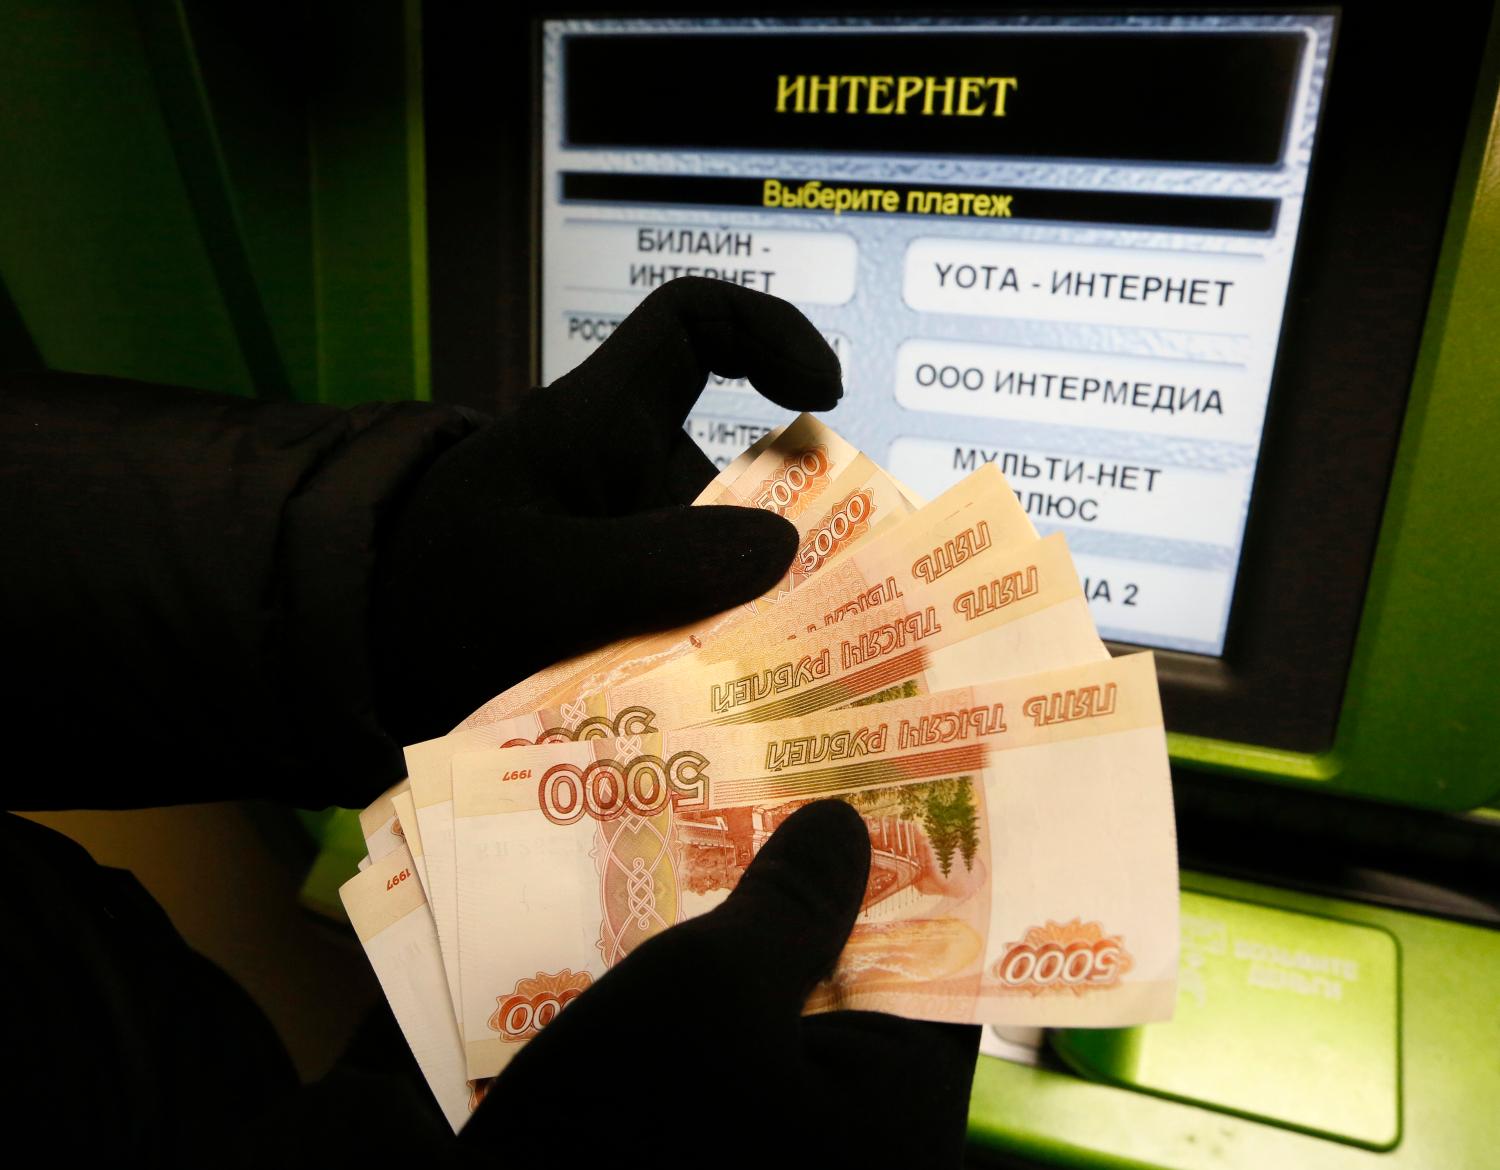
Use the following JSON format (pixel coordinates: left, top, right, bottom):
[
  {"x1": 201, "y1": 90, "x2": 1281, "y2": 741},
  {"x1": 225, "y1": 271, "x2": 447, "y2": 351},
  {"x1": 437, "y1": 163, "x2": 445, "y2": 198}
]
[
  {"x1": 971, "y1": 873, "x2": 1500, "y2": 1170},
  {"x1": 1053, "y1": 892, "x2": 1402, "y2": 1152}
]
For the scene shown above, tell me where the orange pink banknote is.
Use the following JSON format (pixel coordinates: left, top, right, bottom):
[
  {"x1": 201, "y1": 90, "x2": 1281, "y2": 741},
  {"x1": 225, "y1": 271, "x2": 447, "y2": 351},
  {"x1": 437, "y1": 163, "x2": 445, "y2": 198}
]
[{"x1": 341, "y1": 416, "x2": 1178, "y2": 1129}]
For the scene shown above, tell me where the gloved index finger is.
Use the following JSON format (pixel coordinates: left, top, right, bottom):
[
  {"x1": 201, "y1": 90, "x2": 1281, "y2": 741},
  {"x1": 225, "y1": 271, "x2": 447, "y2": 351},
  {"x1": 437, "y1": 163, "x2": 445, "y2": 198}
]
[{"x1": 548, "y1": 277, "x2": 842, "y2": 445}]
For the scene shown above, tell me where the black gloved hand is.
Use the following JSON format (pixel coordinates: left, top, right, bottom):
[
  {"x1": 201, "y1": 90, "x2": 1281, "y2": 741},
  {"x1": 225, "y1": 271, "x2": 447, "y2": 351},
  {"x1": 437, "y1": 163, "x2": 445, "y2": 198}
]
[
  {"x1": 374, "y1": 277, "x2": 842, "y2": 745},
  {"x1": 457, "y1": 800, "x2": 981, "y2": 1168}
]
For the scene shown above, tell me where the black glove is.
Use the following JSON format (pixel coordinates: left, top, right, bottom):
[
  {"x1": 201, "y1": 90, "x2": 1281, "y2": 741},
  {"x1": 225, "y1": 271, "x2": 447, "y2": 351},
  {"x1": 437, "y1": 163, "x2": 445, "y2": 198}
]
[
  {"x1": 374, "y1": 277, "x2": 842, "y2": 745},
  {"x1": 457, "y1": 800, "x2": 981, "y2": 1168}
]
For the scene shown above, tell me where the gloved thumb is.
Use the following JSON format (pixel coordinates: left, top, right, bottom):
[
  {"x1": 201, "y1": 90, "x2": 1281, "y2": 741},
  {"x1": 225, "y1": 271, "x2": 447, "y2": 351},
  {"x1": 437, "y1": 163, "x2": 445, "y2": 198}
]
[{"x1": 701, "y1": 799, "x2": 873, "y2": 1013}]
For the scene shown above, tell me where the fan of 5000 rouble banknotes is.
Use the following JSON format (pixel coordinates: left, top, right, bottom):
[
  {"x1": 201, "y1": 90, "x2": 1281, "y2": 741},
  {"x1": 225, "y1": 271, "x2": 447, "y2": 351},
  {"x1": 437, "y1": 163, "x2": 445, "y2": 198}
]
[{"x1": 340, "y1": 415, "x2": 1179, "y2": 1130}]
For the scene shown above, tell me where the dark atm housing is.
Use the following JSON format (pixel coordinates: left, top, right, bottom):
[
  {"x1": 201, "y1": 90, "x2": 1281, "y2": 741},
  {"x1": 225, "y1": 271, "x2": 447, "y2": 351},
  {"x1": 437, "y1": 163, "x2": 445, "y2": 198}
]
[{"x1": 425, "y1": 9, "x2": 1500, "y2": 1156}]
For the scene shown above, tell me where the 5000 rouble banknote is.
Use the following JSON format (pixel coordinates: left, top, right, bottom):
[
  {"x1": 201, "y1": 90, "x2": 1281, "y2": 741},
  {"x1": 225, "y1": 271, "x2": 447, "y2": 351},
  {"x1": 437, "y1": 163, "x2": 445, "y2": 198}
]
[
  {"x1": 391, "y1": 458, "x2": 1059, "y2": 1058},
  {"x1": 400, "y1": 520, "x2": 1086, "y2": 1045},
  {"x1": 473, "y1": 414, "x2": 907, "y2": 721},
  {"x1": 469, "y1": 445, "x2": 915, "y2": 724},
  {"x1": 450, "y1": 652, "x2": 1177, "y2": 1081},
  {"x1": 339, "y1": 845, "x2": 478, "y2": 1131},
  {"x1": 622, "y1": 531, "x2": 1105, "y2": 731},
  {"x1": 400, "y1": 489, "x2": 1071, "y2": 1012},
  {"x1": 443, "y1": 462, "x2": 1042, "y2": 759},
  {"x1": 469, "y1": 430, "x2": 1024, "y2": 730}
]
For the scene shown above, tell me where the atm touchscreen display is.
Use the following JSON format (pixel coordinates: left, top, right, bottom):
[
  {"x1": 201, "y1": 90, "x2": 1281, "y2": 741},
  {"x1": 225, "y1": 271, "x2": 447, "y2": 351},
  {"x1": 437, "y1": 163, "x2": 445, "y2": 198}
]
[{"x1": 538, "y1": 14, "x2": 1335, "y2": 656}]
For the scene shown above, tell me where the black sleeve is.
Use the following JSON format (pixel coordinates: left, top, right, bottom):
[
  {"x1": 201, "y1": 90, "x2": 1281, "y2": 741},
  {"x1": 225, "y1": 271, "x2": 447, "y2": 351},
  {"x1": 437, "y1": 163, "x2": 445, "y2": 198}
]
[
  {"x1": 0, "y1": 371, "x2": 482, "y2": 811},
  {"x1": 4, "y1": 810, "x2": 454, "y2": 1167}
]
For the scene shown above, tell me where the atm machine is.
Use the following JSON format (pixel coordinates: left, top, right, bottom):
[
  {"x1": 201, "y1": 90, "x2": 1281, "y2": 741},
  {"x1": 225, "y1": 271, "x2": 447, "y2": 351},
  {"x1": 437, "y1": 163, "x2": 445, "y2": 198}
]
[
  {"x1": 421, "y1": 8, "x2": 1500, "y2": 1165},
  {"x1": 3, "y1": 3, "x2": 1497, "y2": 1167}
]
